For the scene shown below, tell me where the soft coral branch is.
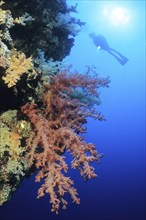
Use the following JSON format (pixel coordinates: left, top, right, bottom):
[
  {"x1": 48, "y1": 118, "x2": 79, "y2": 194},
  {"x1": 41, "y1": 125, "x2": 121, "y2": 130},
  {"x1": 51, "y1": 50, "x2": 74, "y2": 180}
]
[{"x1": 21, "y1": 71, "x2": 109, "y2": 212}]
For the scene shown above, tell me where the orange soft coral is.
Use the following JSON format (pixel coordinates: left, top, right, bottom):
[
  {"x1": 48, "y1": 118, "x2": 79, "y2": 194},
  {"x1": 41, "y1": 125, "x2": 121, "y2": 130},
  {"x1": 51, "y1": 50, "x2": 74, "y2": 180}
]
[{"x1": 21, "y1": 71, "x2": 109, "y2": 213}]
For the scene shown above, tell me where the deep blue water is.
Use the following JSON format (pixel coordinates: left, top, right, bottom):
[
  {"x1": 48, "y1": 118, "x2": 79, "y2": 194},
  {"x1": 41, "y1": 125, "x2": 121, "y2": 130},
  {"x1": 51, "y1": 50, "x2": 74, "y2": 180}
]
[{"x1": 0, "y1": 1, "x2": 145, "y2": 220}]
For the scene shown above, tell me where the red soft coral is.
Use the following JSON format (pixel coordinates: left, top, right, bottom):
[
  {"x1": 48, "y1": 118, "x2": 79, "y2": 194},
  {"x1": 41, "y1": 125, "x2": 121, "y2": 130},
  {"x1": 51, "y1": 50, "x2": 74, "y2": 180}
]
[{"x1": 21, "y1": 70, "x2": 109, "y2": 213}]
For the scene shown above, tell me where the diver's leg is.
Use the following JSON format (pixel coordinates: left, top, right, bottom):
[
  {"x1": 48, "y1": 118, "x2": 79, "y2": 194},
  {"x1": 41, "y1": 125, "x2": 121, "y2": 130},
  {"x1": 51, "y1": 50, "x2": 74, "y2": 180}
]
[
  {"x1": 108, "y1": 51, "x2": 128, "y2": 65},
  {"x1": 110, "y1": 48, "x2": 129, "y2": 64},
  {"x1": 108, "y1": 49, "x2": 128, "y2": 65}
]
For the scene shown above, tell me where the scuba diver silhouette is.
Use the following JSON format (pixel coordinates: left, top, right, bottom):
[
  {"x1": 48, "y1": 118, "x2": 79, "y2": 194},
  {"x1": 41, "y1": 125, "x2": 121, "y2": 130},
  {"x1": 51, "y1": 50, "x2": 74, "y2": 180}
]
[{"x1": 89, "y1": 33, "x2": 129, "y2": 65}]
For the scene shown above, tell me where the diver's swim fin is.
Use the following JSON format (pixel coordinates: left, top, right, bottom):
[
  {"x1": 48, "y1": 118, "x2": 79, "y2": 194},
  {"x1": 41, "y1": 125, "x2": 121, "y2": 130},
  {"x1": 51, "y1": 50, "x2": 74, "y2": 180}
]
[
  {"x1": 120, "y1": 57, "x2": 129, "y2": 65},
  {"x1": 109, "y1": 49, "x2": 129, "y2": 65}
]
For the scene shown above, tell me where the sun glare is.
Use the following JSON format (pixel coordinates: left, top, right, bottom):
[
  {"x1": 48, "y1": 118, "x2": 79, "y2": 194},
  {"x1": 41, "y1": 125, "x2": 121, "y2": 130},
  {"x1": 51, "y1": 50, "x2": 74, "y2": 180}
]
[{"x1": 103, "y1": 5, "x2": 130, "y2": 26}]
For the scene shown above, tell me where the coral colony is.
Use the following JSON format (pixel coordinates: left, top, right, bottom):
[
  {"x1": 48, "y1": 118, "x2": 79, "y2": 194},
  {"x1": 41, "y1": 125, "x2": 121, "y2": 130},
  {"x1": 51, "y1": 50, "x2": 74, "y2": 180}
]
[{"x1": 0, "y1": 0, "x2": 110, "y2": 213}]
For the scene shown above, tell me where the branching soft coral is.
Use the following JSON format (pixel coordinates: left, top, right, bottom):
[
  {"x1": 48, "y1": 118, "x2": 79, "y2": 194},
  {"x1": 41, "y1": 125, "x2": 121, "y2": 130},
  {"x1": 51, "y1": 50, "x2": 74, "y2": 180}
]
[
  {"x1": 2, "y1": 50, "x2": 36, "y2": 88},
  {"x1": 0, "y1": 1, "x2": 36, "y2": 88},
  {"x1": 21, "y1": 71, "x2": 110, "y2": 213},
  {"x1": 0, "y1": 110, "x2": 27, "y2": 205}
]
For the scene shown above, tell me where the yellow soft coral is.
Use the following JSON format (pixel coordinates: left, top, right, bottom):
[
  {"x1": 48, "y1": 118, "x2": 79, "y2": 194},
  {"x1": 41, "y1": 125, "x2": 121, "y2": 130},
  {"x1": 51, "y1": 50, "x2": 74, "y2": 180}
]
[
  {"x1": 2, "y1": 50, "x2": 36, "y2": 87},
  {"x1": 0, "y1": 1, "x2": 4, "y2": 6},
  {"x1": 0, "y1": 111, "x2": 28, "y2": 205}
]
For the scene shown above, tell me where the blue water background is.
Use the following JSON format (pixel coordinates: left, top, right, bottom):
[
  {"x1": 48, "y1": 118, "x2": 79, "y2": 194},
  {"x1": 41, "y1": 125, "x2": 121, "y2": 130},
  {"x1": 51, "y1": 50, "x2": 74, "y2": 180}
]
[{"x1": 0, "y1": 1, "x2": 145, "y2": 220}]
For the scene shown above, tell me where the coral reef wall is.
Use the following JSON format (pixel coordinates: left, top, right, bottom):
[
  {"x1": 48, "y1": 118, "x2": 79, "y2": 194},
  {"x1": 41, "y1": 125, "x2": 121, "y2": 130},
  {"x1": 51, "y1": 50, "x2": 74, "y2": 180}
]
[
  {"x1": 3, "y1": 0, "x2": 85, "y2": 60},
  {"x1": 0, "y1": 0, "x2": 110, "y2": 213}
]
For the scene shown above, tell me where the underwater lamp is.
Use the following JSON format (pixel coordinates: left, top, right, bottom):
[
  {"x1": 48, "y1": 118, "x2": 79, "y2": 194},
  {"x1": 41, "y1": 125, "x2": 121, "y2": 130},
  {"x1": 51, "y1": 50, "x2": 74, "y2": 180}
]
[{"x1": 103, "y1": 5, "x2": 130, "y2": 26}]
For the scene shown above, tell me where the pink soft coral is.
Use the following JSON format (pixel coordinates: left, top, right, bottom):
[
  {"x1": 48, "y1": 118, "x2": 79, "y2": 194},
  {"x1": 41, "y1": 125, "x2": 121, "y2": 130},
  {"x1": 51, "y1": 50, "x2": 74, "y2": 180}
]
[{"x1": 21, "y1": 71, "x2": 109, "y2": 213}]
